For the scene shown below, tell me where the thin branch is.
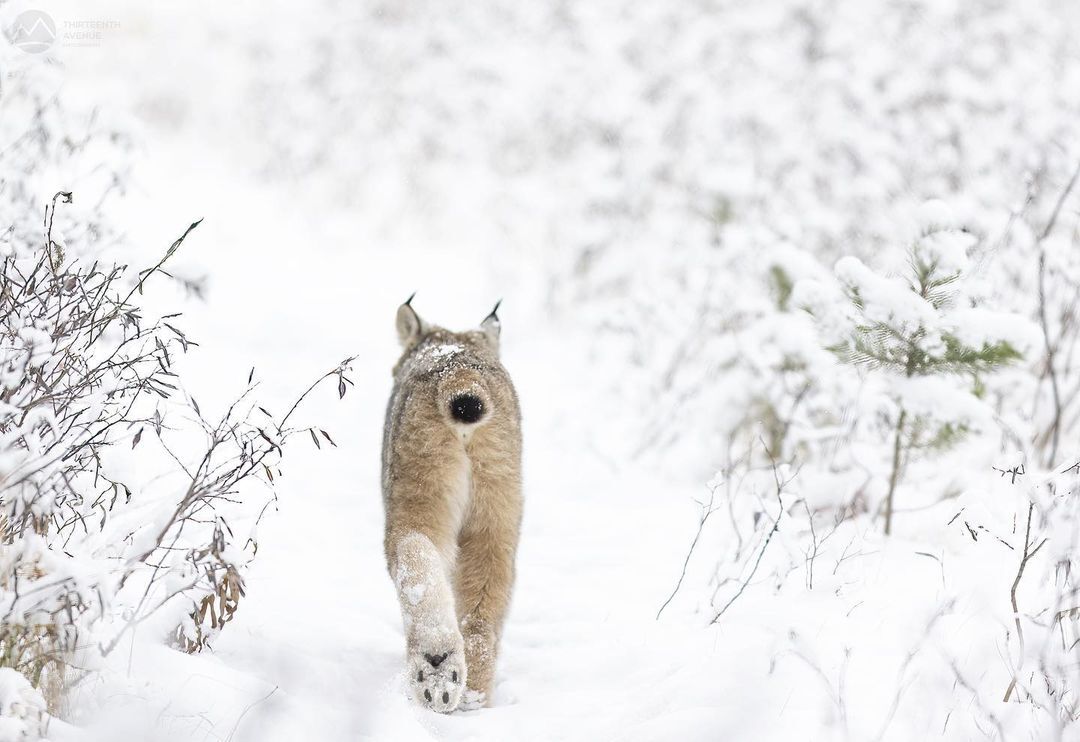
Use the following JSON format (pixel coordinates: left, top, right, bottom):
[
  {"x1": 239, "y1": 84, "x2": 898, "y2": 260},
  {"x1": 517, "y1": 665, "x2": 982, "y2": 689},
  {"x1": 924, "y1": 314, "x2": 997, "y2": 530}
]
[
  {"x1": 711, "y1": 440, "x2": 790, "y2": 624},
  {"x1": 656, "y1": 484, "x2": 720, "y2": 619},
  {"x1": 1035, "y1": 159, "x2": 1080, "y2": 465},
  {"x1": 1003, "y1": 501, "x2": 1045, "y2": 702}
]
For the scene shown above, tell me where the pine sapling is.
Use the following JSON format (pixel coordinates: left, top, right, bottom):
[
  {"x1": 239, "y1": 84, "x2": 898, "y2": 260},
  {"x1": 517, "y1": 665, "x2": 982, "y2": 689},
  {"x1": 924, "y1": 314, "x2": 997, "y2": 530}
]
[{"x1": 799, "y1": 204, "x2": 1028, "y2": 534}]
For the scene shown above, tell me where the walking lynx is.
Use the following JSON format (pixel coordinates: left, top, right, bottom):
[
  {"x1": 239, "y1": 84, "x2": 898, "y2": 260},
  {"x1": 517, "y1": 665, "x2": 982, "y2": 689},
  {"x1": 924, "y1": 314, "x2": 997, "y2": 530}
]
[{"x1": 381, "y1": 296, "x2": 523, "y2": 712}]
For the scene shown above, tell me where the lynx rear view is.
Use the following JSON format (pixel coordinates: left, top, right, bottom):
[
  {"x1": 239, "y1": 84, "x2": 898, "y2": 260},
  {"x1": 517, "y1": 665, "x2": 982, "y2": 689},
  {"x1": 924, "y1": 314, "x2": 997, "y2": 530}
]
[{"x1": 381, "y1": 296, "x2": 523, "y2": 712}]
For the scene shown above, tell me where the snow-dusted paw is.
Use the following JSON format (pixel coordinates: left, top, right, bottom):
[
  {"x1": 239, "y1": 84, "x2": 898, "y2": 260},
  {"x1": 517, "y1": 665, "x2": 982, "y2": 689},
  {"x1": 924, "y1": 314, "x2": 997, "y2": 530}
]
[
  {"x1": 408, "y1": 642, "x2": 467, "y2": 713},
  {"x1": 458, "y1": 688, "x2": 487, "y2": 711}
]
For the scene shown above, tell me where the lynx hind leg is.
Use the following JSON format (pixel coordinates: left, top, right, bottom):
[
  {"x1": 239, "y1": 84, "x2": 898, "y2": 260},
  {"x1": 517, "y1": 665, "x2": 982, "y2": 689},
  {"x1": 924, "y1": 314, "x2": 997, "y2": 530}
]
[
  {"x1": 455, "y1": 515, "x2": 520, "y2": 708},
  {"x1": 458, "y1": 616, "x2": 499, "y2": 710},
  {"x1": 393, "y1": 532, "x2": 468, "y2": 713}
]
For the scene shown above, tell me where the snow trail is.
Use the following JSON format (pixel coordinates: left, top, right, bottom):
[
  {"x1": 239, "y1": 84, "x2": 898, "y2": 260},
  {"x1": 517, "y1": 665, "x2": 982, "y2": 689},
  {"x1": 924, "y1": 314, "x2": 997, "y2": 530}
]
[{"x1": 69, "y1": 126, "x2": 765, "y2": 741}]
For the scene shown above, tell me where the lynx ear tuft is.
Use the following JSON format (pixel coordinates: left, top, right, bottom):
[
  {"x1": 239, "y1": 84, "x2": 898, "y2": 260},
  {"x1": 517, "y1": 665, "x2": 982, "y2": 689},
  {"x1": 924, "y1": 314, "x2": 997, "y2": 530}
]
[
  {"x1": 481, "y1": 300, "x2": 502, "y2": 348},
  {"x1": 396, "y1": 293, "x2": 425, "y2": 348}
]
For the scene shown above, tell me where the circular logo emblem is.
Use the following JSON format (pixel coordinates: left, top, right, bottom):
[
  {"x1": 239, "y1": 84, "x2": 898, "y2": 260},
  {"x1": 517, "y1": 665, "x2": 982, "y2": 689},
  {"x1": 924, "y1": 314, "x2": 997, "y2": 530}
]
[{"x1": 7, "y1": 10, "x2": 56, "y2": 54}]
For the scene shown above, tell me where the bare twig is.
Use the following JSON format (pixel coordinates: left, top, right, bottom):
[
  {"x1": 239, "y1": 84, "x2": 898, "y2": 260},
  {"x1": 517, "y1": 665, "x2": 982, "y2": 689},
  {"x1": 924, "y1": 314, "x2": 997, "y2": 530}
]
[
  {"x1": 1035, "y1": 160, "x2": 1080, "y2": 465},
  {"x1": 43, "y1": 191, "x2": 72, "y2": 273},
  {"x1": 711, "y1": 440, "x2": 791, "y2": 623},
  {"x1": 656, "y1": 483, "x2": 720, "y2": 619},
  {"x1": 1003, "y1": 501, "x2": 1048, "y2": 702},
  {"x1": 883, "y1": 408, "x2": 907, "y2": 536},
  {"x1": 226, "y1": 685, "x2": 279, "y2": 742},
  {"x1": 802, "y1": 502, "x2": 845, "y2": 590}
]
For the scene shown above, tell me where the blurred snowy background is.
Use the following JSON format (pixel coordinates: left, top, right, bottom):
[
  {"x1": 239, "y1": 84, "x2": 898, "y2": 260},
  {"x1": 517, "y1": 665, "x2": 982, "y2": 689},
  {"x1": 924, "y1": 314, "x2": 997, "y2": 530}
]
[{"x1": 2, "y1": 0, "x2": 1080, "y2": 740}]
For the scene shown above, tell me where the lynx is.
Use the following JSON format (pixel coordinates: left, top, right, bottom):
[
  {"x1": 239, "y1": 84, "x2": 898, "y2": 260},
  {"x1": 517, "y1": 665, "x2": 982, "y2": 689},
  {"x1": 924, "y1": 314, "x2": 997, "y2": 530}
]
[{"x1": 381, "y1": 296, "x2": 523, "y2": 712}]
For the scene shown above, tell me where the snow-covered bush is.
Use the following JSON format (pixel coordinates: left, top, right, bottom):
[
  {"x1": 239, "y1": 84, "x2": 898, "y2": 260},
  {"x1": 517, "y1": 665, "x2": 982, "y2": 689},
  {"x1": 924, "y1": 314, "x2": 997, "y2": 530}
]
[
  {"x1": 532, "y1": 0, "x2": 1079, "y2": 474},
  {"x1": 794, "y1": 204, "x2": 1032, "y2": 533},
  {"x1": 655, "y1": 200, "x2": 1072, "y2": 737},
  {"x1": 130, "y1": 0, "x2": 1080, "y2": 480},
  {"x1": 0, "y1": 1, "x2": 354, "y2": 715},
  {"x1": 0, "y1": 200, "x2": 355, "y2": 708}
]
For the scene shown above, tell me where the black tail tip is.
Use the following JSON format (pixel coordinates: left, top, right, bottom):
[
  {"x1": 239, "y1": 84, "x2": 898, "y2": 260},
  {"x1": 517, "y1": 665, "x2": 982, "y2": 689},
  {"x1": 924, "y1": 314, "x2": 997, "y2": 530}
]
[{"x1": 449, "y1": 394, "x2": 485, "y2": 424}]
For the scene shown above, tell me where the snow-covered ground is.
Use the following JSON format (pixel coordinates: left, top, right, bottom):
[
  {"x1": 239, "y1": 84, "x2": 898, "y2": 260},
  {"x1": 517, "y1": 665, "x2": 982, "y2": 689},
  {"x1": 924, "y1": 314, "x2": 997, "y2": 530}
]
[
  {"x1": 53, "y1": 109, "x2": 768, "y2": 742},
  {"x1": 6, "y1": 0, "x2": 1080, "y2": 740},
  {"x1": 37, "y1": 6, "x2": 765, "y2": 740}
]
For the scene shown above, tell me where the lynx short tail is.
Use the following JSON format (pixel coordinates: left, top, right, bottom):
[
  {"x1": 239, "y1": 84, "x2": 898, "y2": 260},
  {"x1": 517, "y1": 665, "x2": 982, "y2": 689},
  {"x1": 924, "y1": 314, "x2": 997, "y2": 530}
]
[
  {"x1": 449, "y1": 394, "x2": 485, "y2": 423},
  {"x1": 437, "y1": 369, "x2": 491, "y2": 427}
]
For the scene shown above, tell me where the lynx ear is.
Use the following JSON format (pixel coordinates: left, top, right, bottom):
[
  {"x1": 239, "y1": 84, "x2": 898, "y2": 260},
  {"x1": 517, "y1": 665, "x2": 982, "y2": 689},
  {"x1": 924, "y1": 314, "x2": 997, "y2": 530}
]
[
  {"x1": 396, "y1": 293, "x2": 425, "y2": 348},
  {"x1": 481, "y1": 300, "x2": 501, "y2": 348}
]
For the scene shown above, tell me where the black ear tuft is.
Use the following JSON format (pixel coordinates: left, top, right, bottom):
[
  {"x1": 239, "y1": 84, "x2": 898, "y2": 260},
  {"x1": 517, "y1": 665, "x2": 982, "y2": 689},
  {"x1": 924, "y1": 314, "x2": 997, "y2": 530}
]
[
  {"x1": 481, "y1": 300, "x2": 502, "y2": 347},
  {"x1": 396, "y1": 294, "x2": 424, "y2": 348}
]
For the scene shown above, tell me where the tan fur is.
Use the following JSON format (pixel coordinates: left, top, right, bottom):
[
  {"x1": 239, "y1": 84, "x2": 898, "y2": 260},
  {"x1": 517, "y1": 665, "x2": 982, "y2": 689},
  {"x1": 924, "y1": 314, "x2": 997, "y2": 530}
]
[{"x1": 381, "y1": 299, "x2": 522, "y2": 712}]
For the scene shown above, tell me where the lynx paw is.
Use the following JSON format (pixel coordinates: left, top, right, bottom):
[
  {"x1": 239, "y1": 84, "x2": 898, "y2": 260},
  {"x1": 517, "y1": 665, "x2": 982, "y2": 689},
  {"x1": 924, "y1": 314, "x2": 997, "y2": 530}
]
[
  {"x1": 458, "y1": 688, "x2": 487, "y2": 711},
  {"x1": 408, "y1": 641, "x2": 467, "y2": 713}
]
